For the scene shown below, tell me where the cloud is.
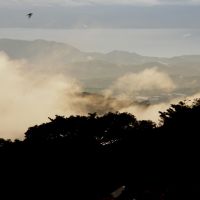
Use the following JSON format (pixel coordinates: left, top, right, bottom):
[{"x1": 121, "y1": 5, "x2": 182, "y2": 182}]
[
  {"x1": 100, "y1": 68, "x2": 177, "y2": 122},
  {"x1": 0, "y1": 53, "x2": 198, "y2": 140},
  {"x1": 103, "y1": 72, "x2": 200, "y2": 123},
  {"x1": 103, "y1": 68, "x2": 176, "y2": 100},
  {"x1": 0, "y1": 52, "x2": 87, "y2": 139},
  {"x1": 119, "y1": 92, "x2": 200, "y2": 123},
  {"x1": 0, "y1": 61, "x2": 176, "y2": 139}
]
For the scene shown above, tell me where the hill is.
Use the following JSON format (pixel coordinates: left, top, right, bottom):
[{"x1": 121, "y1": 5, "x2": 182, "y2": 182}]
[{"x1": 1, "y1": 38, "x2": 200, "y2": 95}]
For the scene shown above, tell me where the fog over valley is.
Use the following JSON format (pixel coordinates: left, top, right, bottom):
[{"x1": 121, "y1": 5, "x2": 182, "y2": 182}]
[{"x1": 1, "y1": 38, "x2": 200, "y2": 138}]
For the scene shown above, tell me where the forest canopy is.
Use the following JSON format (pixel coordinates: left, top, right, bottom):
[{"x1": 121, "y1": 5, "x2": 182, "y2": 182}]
[{"x1": 0, "y1": 99, "x2": 200, "y2": 199}]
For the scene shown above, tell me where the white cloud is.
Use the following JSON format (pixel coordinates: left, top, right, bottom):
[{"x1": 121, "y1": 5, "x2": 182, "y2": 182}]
[
  {"x1": 0, "y1": 52, "x2": 87, "y2": 139},
  {"x1": 103, "y1": 68, "x2": 176, "y2": 100}
]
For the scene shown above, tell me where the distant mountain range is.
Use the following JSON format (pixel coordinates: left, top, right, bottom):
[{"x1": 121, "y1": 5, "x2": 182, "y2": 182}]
[{"x1": 1, "y1": 38, "x2": 200, "y2": 94}]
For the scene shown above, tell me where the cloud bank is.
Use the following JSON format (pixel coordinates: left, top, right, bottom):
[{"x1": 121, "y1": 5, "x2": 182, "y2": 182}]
[
  {"x1": 0, "y1": 52, "x2": 198, "y2": 139},
  {"x1": 103, "y1": 68, "x2": 176, "y2": 99},
  {"x1": 0, "y1": 52, "x2": 87, "y2": 139},
  {"x1": 102, "y1": 68, "x2": 177, "y2": 122}
]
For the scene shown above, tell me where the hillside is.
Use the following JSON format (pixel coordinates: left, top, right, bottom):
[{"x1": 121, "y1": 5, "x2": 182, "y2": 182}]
[{"x1": 1, "y1": 38, "x2": 200, "y2": 95}]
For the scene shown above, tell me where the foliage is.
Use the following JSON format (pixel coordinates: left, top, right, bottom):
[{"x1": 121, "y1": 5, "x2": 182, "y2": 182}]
[{"x1": 1, "y1": 100, "x2": 200, "y2": 199}]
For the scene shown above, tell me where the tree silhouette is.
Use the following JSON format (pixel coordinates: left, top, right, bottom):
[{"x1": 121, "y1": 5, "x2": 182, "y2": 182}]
[{"x1": 0, "y1": 101, "x2": 200, "y2": 199}]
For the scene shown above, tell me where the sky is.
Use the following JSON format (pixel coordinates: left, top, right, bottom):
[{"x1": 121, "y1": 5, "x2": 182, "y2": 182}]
[
  {"x1": 1, "y1": 0, "x2": 200, "y2": 7},
  {"x1": 0, "y1": 0, "x2": 200, "y2": 54},
  {"x1": 0, "y1": 0, "x2": 200, "y2": 29}
]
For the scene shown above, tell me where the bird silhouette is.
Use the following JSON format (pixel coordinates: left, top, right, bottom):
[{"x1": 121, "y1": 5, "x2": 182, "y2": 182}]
[{"x1": 27, "y1": 13, "x2": 33, "y2": 18}]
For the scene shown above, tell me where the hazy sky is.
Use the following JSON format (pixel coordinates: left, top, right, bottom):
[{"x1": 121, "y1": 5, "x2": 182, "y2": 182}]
[
  {"x1": 0, "y1": 0, "x2": 200, "y2": 29},
  {"x1": 0, "y1": 0, "x2": 200, "y2": 54},
  {"x1": 1, "y1": 0, "x2": 200, "y2": 7}
]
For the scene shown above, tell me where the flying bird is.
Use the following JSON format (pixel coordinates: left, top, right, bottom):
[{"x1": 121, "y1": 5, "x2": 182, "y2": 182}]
[{"x1": 27, "y1": 13, "x2": 33, "y2": 19}]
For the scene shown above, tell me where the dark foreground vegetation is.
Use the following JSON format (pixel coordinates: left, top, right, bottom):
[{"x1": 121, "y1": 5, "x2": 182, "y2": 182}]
[{"x1": 1, "y1": 99, "x2": 200, "y2": 199}]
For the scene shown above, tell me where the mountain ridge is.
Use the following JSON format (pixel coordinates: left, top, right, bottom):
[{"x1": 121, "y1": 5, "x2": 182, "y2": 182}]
[{"x1": 1, "y1": 38, "x2": 200, "y2": 94}]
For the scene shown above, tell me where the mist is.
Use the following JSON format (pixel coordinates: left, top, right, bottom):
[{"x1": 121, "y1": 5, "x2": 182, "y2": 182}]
[
  {"x1": 0, "y1": 52, "x2": 199, "y2": 139},
  {"x1": 0, "y1": 52, "x2": 87, "y2": 139},
  {"x1": 103, "y1": 68, "x2": 176, "y2": 98},
  {"x1": 104, "y1": 68, "x2": 200, "y2": 122},
  {"x1": 101, "y1": 68, "x2": 176, "y2": 122}
]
